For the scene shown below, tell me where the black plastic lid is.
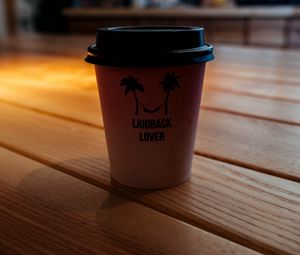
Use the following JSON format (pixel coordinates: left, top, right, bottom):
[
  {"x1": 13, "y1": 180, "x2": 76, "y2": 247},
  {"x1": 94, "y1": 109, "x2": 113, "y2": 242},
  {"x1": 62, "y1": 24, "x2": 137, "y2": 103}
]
[{"x1": 85, "y1": 26, "x2": 214, "y2": 67}]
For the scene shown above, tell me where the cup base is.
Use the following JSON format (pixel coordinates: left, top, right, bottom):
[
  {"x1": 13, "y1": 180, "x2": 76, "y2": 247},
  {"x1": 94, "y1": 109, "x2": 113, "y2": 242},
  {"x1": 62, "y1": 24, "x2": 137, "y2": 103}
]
[{"x1": 110, "y1": 174, "x2": 191, "y2": 190}]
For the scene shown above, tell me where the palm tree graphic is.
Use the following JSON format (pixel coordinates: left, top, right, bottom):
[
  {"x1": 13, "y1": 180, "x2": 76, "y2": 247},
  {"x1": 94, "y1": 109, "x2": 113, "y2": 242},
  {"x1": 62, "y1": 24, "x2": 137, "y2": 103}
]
[
  {"x1": 160, "y1": 72, "x2": 180, "y2": 115},
  {"x1": 120, "y1": 73, "x2": 180, "y2": 115},
  {"x1": 120, "y1": 75, "x2": 144, "y2": 115}
]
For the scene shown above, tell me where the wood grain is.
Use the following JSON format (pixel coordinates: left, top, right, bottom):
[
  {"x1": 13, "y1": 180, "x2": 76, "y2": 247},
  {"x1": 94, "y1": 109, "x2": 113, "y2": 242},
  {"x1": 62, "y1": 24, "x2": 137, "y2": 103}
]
[
  {"x1": 201, "y1": 91, "x2": 300, "y2": 126},
  {"x1": 0, "y1": 75, "x2": 102, "y2": 127},
  {"x1": 210, "y1": 54, "x2": 300, "y2": 78},
  {"x1": 1, "y1": 53, "x2": 300, "y2": 129},
  {"x1": 204, "y1": 75, "x2": 300, "y2": 103},
  {"x1": 0, "y1": 103, "x2": 299, "y2": 255},
  {"x1": 214, "y1": 44, "x2": 300, "y2": 66},
  {"x1": 1, "y1": 147, "x2": 259, "y2": 255},
  {"x1": 206, "y1": 64, "x2": 300, "y2": 86},
  {"x1": 208, "y1": 45, "x2": 300, "y2": 85},
  {"x1": 195, "y1": 109, "x2": 300, "y2": 181},
  {"x1": 0, "y1": 35, "x2": 94, "y2": 57}
]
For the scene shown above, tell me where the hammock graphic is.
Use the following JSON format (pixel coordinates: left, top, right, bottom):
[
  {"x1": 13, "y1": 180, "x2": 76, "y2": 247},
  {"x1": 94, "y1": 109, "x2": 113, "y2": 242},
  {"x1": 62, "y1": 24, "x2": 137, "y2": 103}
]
[{"x1": 137, "y1": 97, "x2": 165, "y2": 114}]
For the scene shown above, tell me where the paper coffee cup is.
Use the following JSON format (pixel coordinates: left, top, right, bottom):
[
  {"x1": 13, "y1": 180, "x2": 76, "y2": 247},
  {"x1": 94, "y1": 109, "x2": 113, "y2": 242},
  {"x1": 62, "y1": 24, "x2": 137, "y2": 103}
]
[{"x1": 85, "y1": 26, "x2": 214, "y2": 189}]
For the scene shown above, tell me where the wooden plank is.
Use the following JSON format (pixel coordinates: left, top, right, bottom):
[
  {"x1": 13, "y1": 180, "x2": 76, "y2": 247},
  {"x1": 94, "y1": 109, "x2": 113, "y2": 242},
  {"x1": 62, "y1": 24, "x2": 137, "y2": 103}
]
[
  {"x1": 0, "y1": 53, "x2": 102, "y2": 126},
  {"x1": 0, "y1": 103, "x2": 299, "y2": 255},
  {"x1": 0, "y1": 147, "x2": 258, "y2": 255},
  {"x1": 0, "y1": 35, "x2": 94, "y2": 57},
  {"x1": 196, "y1": 109, "x2": 300, "y2": 181},
  {"x1": 0, "y1": 74, "x2": 102, "y2": 127},
  {"x1": 0, "y1": 54, "x2": 95, "y2": 91},
  {"x1": 204, "y1": 75, "x2": 300, "y2": 103},
  {"x1": 201, "y1": 91, "x2": 300, "y2": 126},
  {"x1": 206, "y1": 62, "x2": 300, "y2": 85},
  {"x1": 208, "y1": 58, "x2": 300, "y2": 80},
  {"x1": 214, "y1": 44, "x2": 300, "y2": 65},
  {"x1": 210, "y1": 47, "x2": 300, "y2": 77},
  {"x1": 209, "y1": 59, "x2": 300, "y2": 81}
]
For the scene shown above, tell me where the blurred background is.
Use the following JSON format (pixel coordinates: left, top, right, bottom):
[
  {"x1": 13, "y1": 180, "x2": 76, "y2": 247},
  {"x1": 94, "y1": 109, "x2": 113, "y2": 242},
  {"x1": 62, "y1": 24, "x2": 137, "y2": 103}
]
[{"x1": 1, "y1": 0, "x2": 300, "y2": 48}]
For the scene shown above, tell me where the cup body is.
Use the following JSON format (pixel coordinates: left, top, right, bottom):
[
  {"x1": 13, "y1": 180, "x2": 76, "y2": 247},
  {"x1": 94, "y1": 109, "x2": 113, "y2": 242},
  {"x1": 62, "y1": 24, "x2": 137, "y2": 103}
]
[
  {"x1": 85, "y1": 26, "x2": 213, "y2": 189},
  {"x1": 95, "y1": 63, "x2": 206, "y2": 189}
]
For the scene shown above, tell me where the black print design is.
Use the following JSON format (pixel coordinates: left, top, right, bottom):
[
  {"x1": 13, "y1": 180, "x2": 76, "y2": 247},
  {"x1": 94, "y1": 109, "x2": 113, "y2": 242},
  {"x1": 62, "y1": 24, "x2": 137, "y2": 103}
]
[
  {"x1": 121, "y1": 73, "x2": 180, "y2": 115},
  {"x1": 160, "y1": 72, "x2": 180, "y2": 115},
  {"x1": 120, "y1": 75, "x2": 144, "y2": 115}
]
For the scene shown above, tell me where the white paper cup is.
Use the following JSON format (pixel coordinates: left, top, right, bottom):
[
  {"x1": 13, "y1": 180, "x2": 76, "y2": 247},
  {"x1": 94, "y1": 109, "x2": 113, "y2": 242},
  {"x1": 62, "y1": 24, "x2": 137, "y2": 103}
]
[{"x1": 86, "y1": 26, "x2": 214, "y2": 189}]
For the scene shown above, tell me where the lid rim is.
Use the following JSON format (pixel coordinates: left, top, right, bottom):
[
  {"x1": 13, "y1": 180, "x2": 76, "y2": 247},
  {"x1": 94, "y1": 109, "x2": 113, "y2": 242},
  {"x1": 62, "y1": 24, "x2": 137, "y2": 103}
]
[
  {"x1": 87, "y1": 43, "x2": 213, "y2": 55},
  {"x1": 97, "y1": 25, "x2": 204, "y2": 32},
  {"x1": 85, "y1": 54, "x2": 214, "y2": 67}
]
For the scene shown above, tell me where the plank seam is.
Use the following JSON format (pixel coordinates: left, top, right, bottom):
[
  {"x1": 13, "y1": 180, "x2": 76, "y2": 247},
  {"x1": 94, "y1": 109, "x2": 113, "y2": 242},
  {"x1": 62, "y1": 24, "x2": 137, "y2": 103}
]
[
  {"x1": 195, "y1": 151, "x2": 300, "y2": 183},
  {"x1": 209, "y1": 71, "x2": 300, "y2": 87},
  {"x1": 0, "y1": 98, "x2": 100, "y2": 128},
  {"x1": 205, "y1": 87, "x2": 300, "y2": 104},
  {"x1": 201, "y1": 106, "x2": 300, "y2": 127}
]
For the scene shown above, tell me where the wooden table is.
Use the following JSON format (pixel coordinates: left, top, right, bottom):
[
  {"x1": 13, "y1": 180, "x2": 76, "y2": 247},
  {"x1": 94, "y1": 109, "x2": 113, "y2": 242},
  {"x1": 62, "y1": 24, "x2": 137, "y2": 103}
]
[{"x1": 0, "y1": 35, "x2": 299, "y2": 255}]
